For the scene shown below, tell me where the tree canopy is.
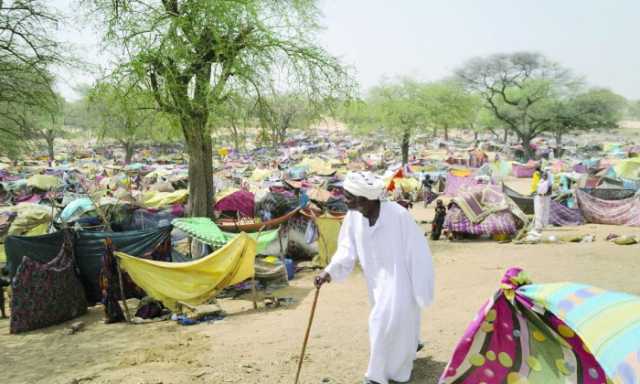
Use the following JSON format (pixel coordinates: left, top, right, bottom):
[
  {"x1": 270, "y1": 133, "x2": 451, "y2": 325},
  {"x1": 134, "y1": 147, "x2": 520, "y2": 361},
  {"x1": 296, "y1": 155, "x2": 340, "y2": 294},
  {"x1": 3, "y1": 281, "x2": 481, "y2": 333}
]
[
  {"x1": 83, "y1": 0, "x2": 353, "y2": 217},
  {"x1": 456, "y1": 52, "x2": 626, "y2": 159}
]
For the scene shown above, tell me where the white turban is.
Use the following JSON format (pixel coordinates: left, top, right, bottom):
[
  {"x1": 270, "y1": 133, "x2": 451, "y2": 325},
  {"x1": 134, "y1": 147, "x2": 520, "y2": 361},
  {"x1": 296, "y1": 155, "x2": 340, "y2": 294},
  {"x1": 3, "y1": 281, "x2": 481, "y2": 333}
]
[{"x1": 343, "y1": 171, "x2": 384, "y2": 200}]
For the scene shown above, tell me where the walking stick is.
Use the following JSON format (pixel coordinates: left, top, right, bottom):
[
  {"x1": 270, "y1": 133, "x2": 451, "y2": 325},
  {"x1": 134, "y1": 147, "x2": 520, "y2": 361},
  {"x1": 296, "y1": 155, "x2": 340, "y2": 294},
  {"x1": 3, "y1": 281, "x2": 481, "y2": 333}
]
[{"x1": 294, "y1": 286, "x2": 321, "y2": 384}]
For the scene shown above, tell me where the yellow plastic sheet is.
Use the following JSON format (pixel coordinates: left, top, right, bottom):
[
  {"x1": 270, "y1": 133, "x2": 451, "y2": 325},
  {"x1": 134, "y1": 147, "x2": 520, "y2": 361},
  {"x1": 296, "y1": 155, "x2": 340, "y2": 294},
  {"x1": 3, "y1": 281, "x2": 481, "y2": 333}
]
[
  {"x1": 142, "y1": 189, "x2": 188, "y2": 209},
  {"x1": 312, "y1": 216, "x2": 343, "y2": 268},
  {"x1": 115, "y1": 234, "x2": 257, "y2": 311},
  {"x1": 27, "y1": 174, "x2": 61, "y2": 190}
]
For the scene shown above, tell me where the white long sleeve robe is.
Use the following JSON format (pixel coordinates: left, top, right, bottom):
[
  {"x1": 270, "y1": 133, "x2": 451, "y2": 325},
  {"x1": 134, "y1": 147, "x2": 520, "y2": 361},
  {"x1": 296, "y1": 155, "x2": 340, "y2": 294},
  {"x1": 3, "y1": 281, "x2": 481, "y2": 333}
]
[{"x1": 325, "y1": 201, "x2": 434, "y2": 384}]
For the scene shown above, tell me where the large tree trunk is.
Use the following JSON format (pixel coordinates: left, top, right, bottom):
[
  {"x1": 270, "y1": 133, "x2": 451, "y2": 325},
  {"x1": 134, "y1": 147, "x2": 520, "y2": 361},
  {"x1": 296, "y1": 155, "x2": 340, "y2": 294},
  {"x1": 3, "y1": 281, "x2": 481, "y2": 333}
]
[
  {"x1": 182, "y1": 116, "x2": 214, "y2": 219},
  {"x1": 444, "y1": 124, "x2": 449, "y2": 141},
  {"x1": 555, "y1": 131, "x2": 562, "y2": 158},
  {"x1": 503, "y1": 127, "x2": 509, "y2": 144},
  {"x1": 46, "y1": 137, "x2": 54, "y2": 162},
  {"x1": 401, "y1": 128, "x2": 410, "y2": 165},
  {"x1": 473, "y1": 130, "x2": 479, "y2": 143},
  {"x1": 123, "y1": 142, "x2": 134, "y2": 164},
  {"x1": 521, "y1": 136, "x2": 535, "y2": 161}
]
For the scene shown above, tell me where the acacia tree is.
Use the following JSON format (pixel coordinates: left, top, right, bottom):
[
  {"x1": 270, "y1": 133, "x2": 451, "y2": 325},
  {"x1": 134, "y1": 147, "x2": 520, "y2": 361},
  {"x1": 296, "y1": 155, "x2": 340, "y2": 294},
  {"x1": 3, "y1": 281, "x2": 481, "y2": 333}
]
[
  {"x1": 0, "y1": 1, "x2": 63, "y2": 139},
  {"x1": 87, "y1": 82, "x2": 157, "y2": 164},
  {"x1": 84, "y1": 0, "x2": 351, "y2": 217},
  {"x1": 346, "y1": 79, "x2": 427, "y2": 165},
  {"x1": 548, "y1": 88, "x2": 626, "y2": 155},
  {"x1": 209, "y1": 92, "x2": 253, "y2": 152},
  {"x1": 456, "y1": 52, "x2": 576, "y2": 159},
  {"x1": 32, "y1": 94, "x2": 66, "y2": 162},
  {"x1": 257, "y1": 92, "x2": 321, "y2": 147},
  {"x1": 418, "y1": 80, "x2": 480, "y2": 141}
]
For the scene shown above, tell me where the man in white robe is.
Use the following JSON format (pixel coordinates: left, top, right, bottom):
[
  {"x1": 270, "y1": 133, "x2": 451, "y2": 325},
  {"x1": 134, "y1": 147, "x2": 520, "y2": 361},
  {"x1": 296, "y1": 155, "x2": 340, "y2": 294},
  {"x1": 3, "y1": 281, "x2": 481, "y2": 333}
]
[
  {"x1": 315, "y1": 172, "x2": 435, "y2": 384},
  {"x1": 533, "y1": 171, "x2": 552, "y2": 234}
]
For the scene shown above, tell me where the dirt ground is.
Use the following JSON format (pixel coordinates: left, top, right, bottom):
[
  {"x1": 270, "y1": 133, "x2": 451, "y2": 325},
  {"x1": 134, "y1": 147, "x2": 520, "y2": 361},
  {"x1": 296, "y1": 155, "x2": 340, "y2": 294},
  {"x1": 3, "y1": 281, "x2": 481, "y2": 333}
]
[{"x1": 2, "y1": 180, "x2": 640, "y2": 384}]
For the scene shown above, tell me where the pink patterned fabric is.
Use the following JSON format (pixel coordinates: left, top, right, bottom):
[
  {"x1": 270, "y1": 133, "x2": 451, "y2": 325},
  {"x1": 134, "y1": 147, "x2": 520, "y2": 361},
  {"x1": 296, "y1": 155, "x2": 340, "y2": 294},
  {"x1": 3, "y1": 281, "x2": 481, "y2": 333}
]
[
  {"x1": 576, "y1": 190, "x2": 640, "y2": 226},
  {"x1": 444, "y1": 174, "x2": 479, "y2": 197},
  {"x1": 444, "y1": 206, "x2": 519, "y2": 235},
  {"x1": 512, "y1": 163, "x2": 537, "y2": 178}
]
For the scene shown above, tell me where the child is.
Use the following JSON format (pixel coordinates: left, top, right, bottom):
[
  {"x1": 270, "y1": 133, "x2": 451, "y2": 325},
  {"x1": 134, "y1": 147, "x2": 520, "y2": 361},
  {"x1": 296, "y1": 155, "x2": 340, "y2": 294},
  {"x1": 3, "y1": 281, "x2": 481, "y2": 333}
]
[{"x1": 431, "y1": 200, "x2": 447, "y2": 240}]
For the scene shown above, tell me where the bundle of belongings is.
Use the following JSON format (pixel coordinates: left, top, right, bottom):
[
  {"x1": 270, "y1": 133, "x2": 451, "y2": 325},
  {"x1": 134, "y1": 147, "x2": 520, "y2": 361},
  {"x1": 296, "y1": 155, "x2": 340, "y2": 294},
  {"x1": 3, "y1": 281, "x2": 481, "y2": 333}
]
[
  {"x1": 444, "y1": 185, "x2": 528, "y2": 238},
  {"x1": 439, "y1": 267, "x2": 640, "y2": 384}
]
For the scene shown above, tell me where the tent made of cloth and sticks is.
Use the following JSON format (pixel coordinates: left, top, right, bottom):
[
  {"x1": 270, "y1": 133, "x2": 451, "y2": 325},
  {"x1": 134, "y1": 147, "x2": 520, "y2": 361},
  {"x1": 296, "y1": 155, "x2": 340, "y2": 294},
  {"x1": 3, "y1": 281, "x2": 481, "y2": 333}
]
[
  {"x1": 115, "y1": 233, "x2": 257, "y2": 311},
  {"x1": 171, "y1": 217, "x2": 279, "y2": 254},
  {"x1": 439, "y1": 267, "x2": 640, "y2": 384}
]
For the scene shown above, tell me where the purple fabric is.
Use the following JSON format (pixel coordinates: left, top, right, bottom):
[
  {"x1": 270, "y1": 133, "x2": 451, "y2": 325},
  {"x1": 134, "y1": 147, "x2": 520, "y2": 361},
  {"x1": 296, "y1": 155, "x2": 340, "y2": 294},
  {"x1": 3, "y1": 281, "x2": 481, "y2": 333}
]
[
  {"x1": 573, "y1": 164, "x2": 588, "y2": 173},
  {"x1": 14, "y1": 194, "x2": 42, "y2": 204},
  {"x1": 444, "y1": 174, "x2": 479, "y2": 197},
  {"x1": 214, "y1": 190, "x2": 255, "y2": 218},
  {"x1": 576, "y1": 190, "x2": 640, "y2": 226},
  {"x1": 511, "y1": 163, "x2": 536, "y2": 178},
  {"x1": 549, "y1": 200, "x2": 584, "y2": 226},
  {"x1": 444, "y1": 206, "x2": 519, "y2": 235}
]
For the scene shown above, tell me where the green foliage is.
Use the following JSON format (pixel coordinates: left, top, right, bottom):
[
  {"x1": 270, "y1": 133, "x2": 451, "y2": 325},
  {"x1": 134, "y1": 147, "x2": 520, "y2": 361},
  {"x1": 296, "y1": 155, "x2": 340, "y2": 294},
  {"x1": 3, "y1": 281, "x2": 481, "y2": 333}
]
[
  {"x1": 83, "y1": 0, "x2": 353, "y2": 216},
  {"x1": 417, "y1": 80, "x2": 481, "y2": 138},
  {"x1": 0, "y1": 1, "x2": 65, "y2": 159},
  {"x1": 625, "y1": 99, "x2": 640, "y2": 120},
  {"x1": 86, "y1": 81, "x2": 179, "y2": 162},
  {"x1": 549, "y1": 88, "x2": 626, "y2": 137},
  {"x1": 457, "y1": 52, "x2": 579, "y2": 158}
]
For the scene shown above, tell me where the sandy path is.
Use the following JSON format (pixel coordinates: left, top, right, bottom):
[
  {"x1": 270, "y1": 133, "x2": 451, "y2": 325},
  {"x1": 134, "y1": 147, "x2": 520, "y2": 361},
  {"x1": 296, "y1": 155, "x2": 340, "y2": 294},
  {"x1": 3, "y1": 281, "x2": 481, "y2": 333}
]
[{"x1": 2, "y1": 204, "x2": 640, "y2": 384}]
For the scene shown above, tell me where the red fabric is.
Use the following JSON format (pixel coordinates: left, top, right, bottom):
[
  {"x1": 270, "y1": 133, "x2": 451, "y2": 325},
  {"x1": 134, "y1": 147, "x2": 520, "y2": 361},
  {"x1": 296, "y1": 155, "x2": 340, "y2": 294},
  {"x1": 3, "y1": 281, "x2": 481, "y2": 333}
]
[{"x1": 214, "y1": 190, "x2": 255, "y2": 218}]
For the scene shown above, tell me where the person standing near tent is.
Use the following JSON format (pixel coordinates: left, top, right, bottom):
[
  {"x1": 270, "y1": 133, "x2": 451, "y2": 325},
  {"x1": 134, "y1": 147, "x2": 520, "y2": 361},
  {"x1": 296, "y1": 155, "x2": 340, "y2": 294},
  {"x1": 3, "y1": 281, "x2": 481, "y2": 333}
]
[
  {"x1": 314, "y1": 171, "x2": 434, "y2": 384},
  {"x1": 530, "y1": 166, "x2": 542, "y2": 195},
  {"x1": 533, "y1": 171, "x2": 552, "y2": 234},
  {"x1": 422, "y1": 174, "x2": 436, "y2": 208}
]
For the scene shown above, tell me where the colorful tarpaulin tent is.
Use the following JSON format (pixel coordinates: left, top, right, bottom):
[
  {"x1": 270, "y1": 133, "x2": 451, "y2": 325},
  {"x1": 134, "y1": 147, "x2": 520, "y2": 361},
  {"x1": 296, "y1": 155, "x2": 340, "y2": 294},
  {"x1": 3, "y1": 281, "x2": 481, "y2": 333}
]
[
  {"x1": 115, "y1": 233, "x2": 257, "y2": 311},
  {"x1": 171, "y1": 217, "x2": 279, "y2": 253},
  {"x1": 439, "y1": 267, "x2": 640, "y2": 384},
  {"x1": 142, "y1": 189, "x2": 188, "y2": 209},
  {"x1": 311, "y1": 215, "x2": 343, "y2": 268},
  {"x1": 614, "y1": 158, "x2": 640, "y2": 181},
  {"x1": 576, "y1": 190, "x2": 640, "y2": 226},
  {"x1": 26, "y1": 174, "x2": 61, "y2": 190}
]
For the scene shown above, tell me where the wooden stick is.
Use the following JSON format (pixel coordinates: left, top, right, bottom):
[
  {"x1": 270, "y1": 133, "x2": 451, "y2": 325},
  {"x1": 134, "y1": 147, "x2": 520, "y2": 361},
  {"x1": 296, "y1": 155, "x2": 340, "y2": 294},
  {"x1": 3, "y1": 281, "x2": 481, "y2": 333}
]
[
  {"x1": 115, "y1": 258, "x2": 131, "y2": 323},
  {"x1": 294, "y1": 287, "x2": 320, "y2": 384},
  {"x1": 251, "y1": 225, "x2": 266, "y2": 310}
]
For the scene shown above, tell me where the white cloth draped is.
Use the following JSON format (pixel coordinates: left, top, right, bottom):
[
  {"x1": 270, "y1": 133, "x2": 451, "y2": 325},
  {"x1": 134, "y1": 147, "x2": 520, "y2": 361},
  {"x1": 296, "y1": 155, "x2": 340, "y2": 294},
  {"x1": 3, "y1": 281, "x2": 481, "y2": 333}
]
[{"x1": 324, "y1": 202, "x2": 434, "y2": 384}]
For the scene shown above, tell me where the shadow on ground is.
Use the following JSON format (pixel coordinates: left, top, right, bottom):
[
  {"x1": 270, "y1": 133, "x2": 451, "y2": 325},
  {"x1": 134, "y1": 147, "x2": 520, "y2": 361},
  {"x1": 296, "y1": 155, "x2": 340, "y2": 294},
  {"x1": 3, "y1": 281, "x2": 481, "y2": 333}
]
[{"x1": 405, "y1": 355, "x2": 447, "y2": 383}]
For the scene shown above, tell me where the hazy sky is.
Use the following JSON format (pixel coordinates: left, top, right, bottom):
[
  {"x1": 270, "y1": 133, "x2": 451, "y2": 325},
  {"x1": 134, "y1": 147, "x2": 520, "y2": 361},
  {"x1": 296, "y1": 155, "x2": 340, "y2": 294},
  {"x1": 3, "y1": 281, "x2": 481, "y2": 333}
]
[{"x1": 52, "y1": 0, "x2": 640, "y2": 100}]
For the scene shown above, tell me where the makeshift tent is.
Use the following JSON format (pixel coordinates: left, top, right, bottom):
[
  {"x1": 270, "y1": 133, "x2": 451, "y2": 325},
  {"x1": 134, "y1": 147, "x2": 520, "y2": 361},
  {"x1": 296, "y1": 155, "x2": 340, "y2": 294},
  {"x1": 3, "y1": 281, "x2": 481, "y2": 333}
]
[
  {"x1": 26, "y1": 174, "x2": 61, "y2": 190},
  {"x1": 444, "y1": 186, "x2": 527, "y2": 236},
  {"x1": 502, "y1": 185, "x2": 534, "y2": 215},
  {"x1": 5, "y1": 226, "x2": 173, "y2": 303},
  {"x1": 512, "y1": 162, "x2": 537, "y2": 178},
  {"x1": 115, "y1": 233, "x2": 257, "y2": 311},
  {"x1": 1, "y1": 203, "x2": 53, "y2": 236},
  {"x1": 576, "y1": 190, "x2": 640, "y2": 226},
  {"x1": 299, "y1": 213, "x2": 343, "y2": 268},
  {"x1": 444, "y1": 169, "x2": 479, "y2": 197},
  {"x1": 10, "y1": 234, "x2": 87, "y2": 333},
  {"x1": 439, "y1": 267, "x2": 640, "y2": 384},
  {"x1": 142, "y1": 189, "x2": 188, "y2": 209},
  {"x1": 549, "y1": 200, "x2": 584, "y2": 226},
  {"x1": 214, "y1": 190, "x2": 255, "y2": 218},
  {"x1": 580, "y1": 188, "x2": 637, "y2": 201},
  {"x1": 171, "y1": 217, "x2": 279, "y2": 253}
]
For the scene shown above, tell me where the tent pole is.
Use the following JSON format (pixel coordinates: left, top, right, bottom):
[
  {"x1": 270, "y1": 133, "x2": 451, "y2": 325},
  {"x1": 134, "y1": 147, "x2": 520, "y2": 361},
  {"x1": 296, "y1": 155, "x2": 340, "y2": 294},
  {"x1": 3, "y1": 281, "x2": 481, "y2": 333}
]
[
  {"x1": 116, "y1": 258, "x2": 131, "y2": 323},
  {"x1": 251, "y1": 225, "x2": 266, "y2": 310}
]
